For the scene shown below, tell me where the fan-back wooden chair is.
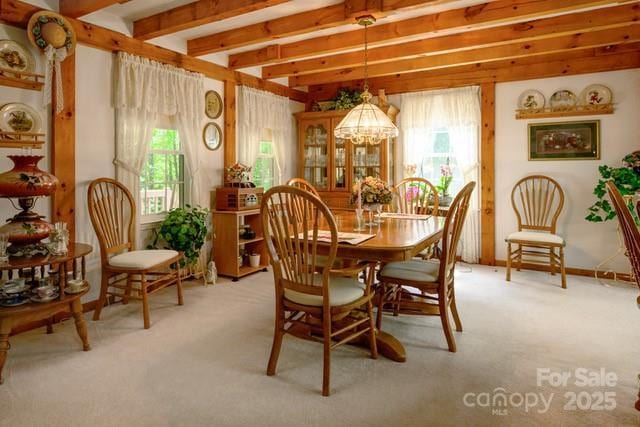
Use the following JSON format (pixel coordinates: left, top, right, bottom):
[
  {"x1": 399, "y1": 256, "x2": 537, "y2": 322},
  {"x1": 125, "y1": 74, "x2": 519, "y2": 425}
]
[
  {"x1": 287, "y1": 177, "x2": 320, "y2": 197},
  {"x1": 606, "y1": 182, "x2": 640, "y2": 304},
  {"x1": 88, "y1": 178, "x2": 184, "y2": 329},
  {"x1": 505, "y1": 175, "x2": 566, "y2": 288},
  {"x1": 376, "y1": 181, "x2": 475, "y2": 352},
  {"x1": 262, "y1": 186, "x2": 378, "y2": 396},
  {"x1": 394, "y1": 177, "x2": 439, "y2": 215}
]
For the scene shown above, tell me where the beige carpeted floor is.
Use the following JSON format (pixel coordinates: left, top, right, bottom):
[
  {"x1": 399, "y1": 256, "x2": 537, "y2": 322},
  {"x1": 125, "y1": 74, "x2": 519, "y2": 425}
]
[{"x1": 1, "y1": 265, "x2": 639, "y2": 427}]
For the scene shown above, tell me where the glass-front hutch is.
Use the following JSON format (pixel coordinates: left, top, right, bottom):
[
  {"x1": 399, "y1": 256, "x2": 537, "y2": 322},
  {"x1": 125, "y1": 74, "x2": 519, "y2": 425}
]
[{"x1": 296, "y1": 110, "x2": 396, "y2": 209}]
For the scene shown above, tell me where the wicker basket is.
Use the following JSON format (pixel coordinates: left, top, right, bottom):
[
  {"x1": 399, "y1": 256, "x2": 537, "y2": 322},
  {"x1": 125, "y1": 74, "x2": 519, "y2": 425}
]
[{"x1": 215, "y1": 187, "x2": 263, "y2": 211}]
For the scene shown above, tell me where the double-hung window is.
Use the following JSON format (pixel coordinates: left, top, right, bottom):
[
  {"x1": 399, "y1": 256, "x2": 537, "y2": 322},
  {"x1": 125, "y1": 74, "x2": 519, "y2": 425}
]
[
  {"x1": 252, "y1": 140, "x2": 276, "y2": 190},
  {"x1": 410, "y1": 128, "x2": 464, "y2": 196}
]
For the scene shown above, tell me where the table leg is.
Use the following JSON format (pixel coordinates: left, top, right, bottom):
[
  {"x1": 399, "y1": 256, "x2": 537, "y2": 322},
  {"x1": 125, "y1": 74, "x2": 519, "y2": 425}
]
[
  {"x1": 0, "y1": 321, "x2": 11, "y2": 385},
  {"x1": 70, "y1": 299, "x2": 90, "y2": 351}
]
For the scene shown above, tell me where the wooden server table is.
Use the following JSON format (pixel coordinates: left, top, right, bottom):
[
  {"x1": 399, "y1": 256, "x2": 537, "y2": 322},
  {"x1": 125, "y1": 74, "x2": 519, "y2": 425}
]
[{"x1": 0, "y1": 243, "x2": 92, "y2": 384}]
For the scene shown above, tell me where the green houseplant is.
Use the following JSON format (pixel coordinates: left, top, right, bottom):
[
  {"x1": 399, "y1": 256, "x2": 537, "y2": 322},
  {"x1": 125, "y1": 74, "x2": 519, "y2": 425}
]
[
  {"x1": 586, "y1": 164, "x2": 640, "y2": 223},
  {"x1": 149, "y1": 205, "x2": 209, "y2": 267},
  {"x1": 334, "y1": 88, "x2": 361, "y2": 111}
]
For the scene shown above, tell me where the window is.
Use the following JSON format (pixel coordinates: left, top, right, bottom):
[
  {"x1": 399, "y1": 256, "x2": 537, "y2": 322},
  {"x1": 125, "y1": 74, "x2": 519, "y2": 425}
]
[
  {"x1": 411, "y1": 128, "x2": 464, "y2": 196},
  {"x1": 140, "y1": 128, "x2": 185, "y2": 220},
  {"x1": 253, "y1": 140, "x2": 275, "y2": 190}
]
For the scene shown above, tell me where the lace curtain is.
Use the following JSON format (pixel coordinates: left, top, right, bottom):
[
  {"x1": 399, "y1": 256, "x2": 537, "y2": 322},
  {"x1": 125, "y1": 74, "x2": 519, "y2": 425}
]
[
  {"x1": 400, "y1": 86, "x2": 481, "y2": 263},
  {"x1": 237, "y1": 86, "x2": 293, "y2": 184},
  {"x1": 114, "y1": 52, "x2": 204, "y2": 246}
]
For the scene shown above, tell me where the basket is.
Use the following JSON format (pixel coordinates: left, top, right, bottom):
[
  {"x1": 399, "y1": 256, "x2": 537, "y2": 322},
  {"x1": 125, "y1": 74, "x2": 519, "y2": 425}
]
[{"x1": 215, "y1": 187, "x2": 263, "y2": 211}]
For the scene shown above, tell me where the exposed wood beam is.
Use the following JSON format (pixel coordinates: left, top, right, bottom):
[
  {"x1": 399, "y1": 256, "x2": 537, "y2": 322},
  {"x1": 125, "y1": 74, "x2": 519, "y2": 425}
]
[
  {"x1": 263, "y1": 2, "x2": 640, "y2": 79},
  {"x1": 224, "y1": 81, "x2": 237, "y2": 168},
  {"x1": 290, "y1": 24, "x2": 640, "y2": 87},
  {"x1": 306, "y1": 44, "x2": 640, "y2": 99},
  {"x1": 229, "y1": 0, "x2": 628, "y2": 69},
  {"x1": 0, "y1": 0, "x2": 307, "y2": 103},
  {"x1": 480, "y1": 82, "x2": 495, "y2": 266},
  {"x1": 133, "y1": 0, "x2": 291, "y2": 41},
  {"x1": 187, "y1": 0, "x2": 449, "y2": 57},
  {"x1": 59, "y1": 0, "x2": 126, "y2": 18}
]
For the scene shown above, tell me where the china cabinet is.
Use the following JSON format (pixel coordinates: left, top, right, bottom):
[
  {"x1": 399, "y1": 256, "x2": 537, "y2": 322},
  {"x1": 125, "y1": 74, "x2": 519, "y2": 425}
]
[{"x1": 295, "y1": 110, "x2": 396, "y2": 209}]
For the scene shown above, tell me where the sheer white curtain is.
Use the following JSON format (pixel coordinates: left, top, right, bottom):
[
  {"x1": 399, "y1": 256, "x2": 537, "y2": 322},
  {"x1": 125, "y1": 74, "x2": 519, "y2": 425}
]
[
  {"x1": 238, "y1": 86, "x2": 293, "y2": 184},
  {"x1": 400, "y1": 86, "x2": 481, "y2": 263},
  {"x1": 114, "y1": 52, "x2": 204, "y2": 246}
]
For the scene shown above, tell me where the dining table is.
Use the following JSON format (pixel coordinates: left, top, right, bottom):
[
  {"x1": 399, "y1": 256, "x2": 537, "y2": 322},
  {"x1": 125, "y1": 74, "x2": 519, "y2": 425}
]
[{"x1": 318, "y1": 210, "x2": 446, "y2": 362}]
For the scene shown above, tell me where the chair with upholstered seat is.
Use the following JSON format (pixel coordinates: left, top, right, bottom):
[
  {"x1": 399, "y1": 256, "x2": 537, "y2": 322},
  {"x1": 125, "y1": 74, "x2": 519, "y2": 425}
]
[
  {"x1": 606, "y1": 182, "x2": 640, "y2": 303},
  {"x1": 505, "y1": 175, "x2": 566, "y2": 288},
  {"x1": 262, "y1": 185, "x2": 378, "y2": 396},
  {"x1": 88, "y1": 178, "x2": 184, "y2": 329},
  {"x1": 377, "y1": 181, "x2": 475, "y2": 352},
  {"x1": 393, "y1": 177, "x2": 439, "y2": 215}
]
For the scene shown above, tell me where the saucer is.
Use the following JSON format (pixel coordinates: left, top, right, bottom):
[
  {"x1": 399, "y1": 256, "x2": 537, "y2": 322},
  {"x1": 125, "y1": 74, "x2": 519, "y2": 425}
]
[
  {"x1": 30, "y1": 293, "x2": 59, "y2": 303},
  {"x1": 2, "y1": 283, "x2": 29, "y2": 294},
  {"x1": 64, "y1": 285, "x2": 87, "y2": 295},
  {"x1": 1, "y1": 297, "x2": 30, "y2": 307}
]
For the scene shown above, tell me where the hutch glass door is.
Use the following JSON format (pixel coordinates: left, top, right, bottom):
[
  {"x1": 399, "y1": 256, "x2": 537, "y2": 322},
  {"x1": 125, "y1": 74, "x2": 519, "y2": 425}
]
[
  {"x1": 352, "y1": 141, "x2": 381, "y2": 181},
  {"x1": 302, "y1": 121, "x2": 329, "y2": 190}
]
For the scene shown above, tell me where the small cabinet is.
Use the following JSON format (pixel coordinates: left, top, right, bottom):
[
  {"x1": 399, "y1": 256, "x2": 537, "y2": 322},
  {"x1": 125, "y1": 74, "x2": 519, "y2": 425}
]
[{"x1": 212, "y1": 209, "x2": 269, "y2": 281}]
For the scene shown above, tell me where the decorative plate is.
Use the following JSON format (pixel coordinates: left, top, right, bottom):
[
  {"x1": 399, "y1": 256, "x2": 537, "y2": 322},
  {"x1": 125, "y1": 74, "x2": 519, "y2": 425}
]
[
  {"x1": 205, "y1": 90, "x2": 223, "y2": 119},
  {"x1": 549, "y1": 90, "x2": 577, "y2": 110},
  {"x1": 203, "y1": 122, "x2": 222, "y2": 151},
  {"x1": 0, "y1": 103, "x2": 42, "y2": 134},
  {"x1": 0, "y1": 40, "x2": 35, "y2": 74},
  {"x1": 30, "y1": 293, "x2": 59, "y2": 303},
  {"x1": 518, "y1": 90, "x2": 545, "y2": 110},
  {"x1": 580, "y1": 84, "x2": 612, "y2": 105}
]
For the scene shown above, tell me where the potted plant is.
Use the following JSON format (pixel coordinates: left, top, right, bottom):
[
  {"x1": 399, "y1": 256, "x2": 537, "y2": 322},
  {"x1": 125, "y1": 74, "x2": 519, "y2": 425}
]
[
  {"x1": 149, "y1": 205, "x2": 209, "y2": 269},
  {"x1": 436, "y1": 159, "x2": 454, "y2": 207},
  {"x1": 586, "y1": 158, "x2": 640, "y2": 223},
  {"x1": 334, "y1": 88, "x2": 361, "y2": 111}
]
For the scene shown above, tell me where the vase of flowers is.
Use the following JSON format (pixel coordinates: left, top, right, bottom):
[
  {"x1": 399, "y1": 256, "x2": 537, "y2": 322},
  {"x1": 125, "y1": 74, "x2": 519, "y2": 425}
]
[
  {"x1": 350, "y1": 176, "x2": 393, "y2": 224},
  {"x1": 436, "y1": 159, "x2": 454, "y2": 207}
]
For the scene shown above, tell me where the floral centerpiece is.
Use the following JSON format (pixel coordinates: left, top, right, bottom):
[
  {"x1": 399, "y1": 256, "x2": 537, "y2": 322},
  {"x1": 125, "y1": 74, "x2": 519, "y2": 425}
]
[{"x1": 350, "y1": 176, "x2": 393, "y2": 207}]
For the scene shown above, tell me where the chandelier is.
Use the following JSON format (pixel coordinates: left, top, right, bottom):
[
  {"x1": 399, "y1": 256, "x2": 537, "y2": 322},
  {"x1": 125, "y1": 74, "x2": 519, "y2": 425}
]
[{"x1": 334, "y1": 15, "x2": 399, "y2": 145}]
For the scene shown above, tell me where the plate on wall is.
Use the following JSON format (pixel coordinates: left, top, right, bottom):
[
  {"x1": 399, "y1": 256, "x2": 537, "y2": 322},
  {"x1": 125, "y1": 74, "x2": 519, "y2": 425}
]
[
  {"x1": 0, "y1": 103, "x2": 42, "y2": 134},
  {"x1": 0, "y1": 40, "x2": 35, "y2": 74},
  {"x1": 518, "y1": 90, "x2": 545, "y2": 110},
  {"x1": 580, "y1": 84, "x2": 612, "y2": 105},
  {"x1": 549, "y1": 90, "x2": 577, "y2": 110}
]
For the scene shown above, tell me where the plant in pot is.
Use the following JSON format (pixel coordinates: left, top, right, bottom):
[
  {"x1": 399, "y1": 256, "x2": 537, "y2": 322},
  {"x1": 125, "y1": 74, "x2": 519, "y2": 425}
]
[
  {"x1": 333, "y1": 88, "x2": 361, "y2": 111},
  {"x1": 149, "y1": 205, "x2": 209, "y2": 270},
  {"x1": 586, "y1": 156, "x2": 640, "y2": 224},
  {"x1": 436, "y1": 159, "x2": 454, "y2": 207}
]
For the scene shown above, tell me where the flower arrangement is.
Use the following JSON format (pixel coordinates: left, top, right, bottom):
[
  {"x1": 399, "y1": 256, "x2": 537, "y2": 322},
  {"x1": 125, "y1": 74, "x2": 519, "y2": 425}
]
[
  {"x1": 350, "y1": 176, "x2": 393, "y2": 206},
  {"x1": 436, "y1": 159, "x2": 453, "y2": 197}
]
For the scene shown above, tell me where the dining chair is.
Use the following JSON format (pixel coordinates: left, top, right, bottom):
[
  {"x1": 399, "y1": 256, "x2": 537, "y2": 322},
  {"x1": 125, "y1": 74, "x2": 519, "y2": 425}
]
[
  {"x1": 606, "y1": 182, "x2": 640, "y2": 303},
  {"x1": 261, "y1": 185, "x2": 378, "y2": 396},
  {"x1": 88, "y1": 178, "x2": 184, "y2": 329},
  {"x1": 395, "y1": 177, "x2": 440, "y2": 259},
  {"x1": 287, "y1": 177, "x2": 320, "y2": 197},
  {"x1": 505, "y1": 175, "x2": 567, "y2": 288},
  {"x1": 376, "y1": 181, "x2": 475, "y2": 353}
]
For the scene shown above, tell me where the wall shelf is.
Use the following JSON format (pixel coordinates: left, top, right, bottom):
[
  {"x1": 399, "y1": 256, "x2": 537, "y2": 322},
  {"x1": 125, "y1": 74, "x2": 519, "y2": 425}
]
[
  {"x1": 515, "y1": 104, "x2": 613, "y2": 119},
  {"x1": 0, "y1": 132, "x2": 45, "y2": 149},
  {"x1": 0, "y1": 69, "x2": 44, "y2": 92}
]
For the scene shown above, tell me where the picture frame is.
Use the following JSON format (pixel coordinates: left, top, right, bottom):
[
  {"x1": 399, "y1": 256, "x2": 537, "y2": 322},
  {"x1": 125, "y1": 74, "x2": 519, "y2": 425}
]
[
  {"x1": 205, "y1": 90, "x2": 223, "y2": 119},
  {"x1": 528, "y1": 120, "x2": 600, "y2": 161},
  {"x1": 203, "y1": 122, "x2": 222, "y2": 151}
]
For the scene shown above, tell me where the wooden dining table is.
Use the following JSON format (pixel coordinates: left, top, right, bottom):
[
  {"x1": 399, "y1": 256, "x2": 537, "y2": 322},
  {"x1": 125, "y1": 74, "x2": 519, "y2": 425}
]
[{"x1": 318, "y1": 211, "x2": 446, "y2": 362}]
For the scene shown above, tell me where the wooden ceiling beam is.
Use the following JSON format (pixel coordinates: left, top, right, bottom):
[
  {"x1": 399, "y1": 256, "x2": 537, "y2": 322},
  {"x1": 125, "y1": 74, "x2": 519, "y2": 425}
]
[
  {"x1": 290, "y1": 24, "x2": 640, "y2": 87},
  {"x1": 307, "y1": 43, "x2": 640, "y2": 100},
  {"x1": 187, "y1": 0, "x2": 451, "y2": 57},
  {"x1": 133, "y1": 0, "x2": 291, "y2": 41},
  {"x1": 0, "y1": 0, "x2": 307, "y2": 103},
  {"x1": 263, "y1": 2, "x2": 640, "y2": 79},
  {"x1": 59, "y1": 0, "x2": 127, "y2": 18},
  {"x1": 229, "y1": 0, "x2": 630, "y2": 69}
]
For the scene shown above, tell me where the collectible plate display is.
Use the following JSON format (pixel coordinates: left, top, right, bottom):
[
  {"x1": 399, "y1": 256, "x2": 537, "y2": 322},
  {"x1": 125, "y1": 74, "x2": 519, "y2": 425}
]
[
  {"x1": 549, "y1": 90, "x2": 577, "y2": 110},
  {"x1": 0, "y1": 40, "x2": 35, "y2": 74},
  {"x1": 518, "y1": 90, "x2": 545, "y2": 110},
  {"x1": 0, "y1": 103, "x2": 42, "y2": 134},
  {"x1": 580, "y1": 84, "x2": 612, "y2": 105}
]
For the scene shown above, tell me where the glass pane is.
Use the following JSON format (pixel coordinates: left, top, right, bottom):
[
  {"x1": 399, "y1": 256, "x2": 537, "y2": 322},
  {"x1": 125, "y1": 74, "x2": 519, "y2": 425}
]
[{"x1": 303, "y1": 123, "x2": 328, "y2": 190}]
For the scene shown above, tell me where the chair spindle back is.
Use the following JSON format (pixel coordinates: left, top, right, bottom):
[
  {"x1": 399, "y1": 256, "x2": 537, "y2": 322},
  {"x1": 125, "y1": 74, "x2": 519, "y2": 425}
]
[
  {"x1": 606, "y1": 182, "x2": 640, "y2": 288},
  {"x1": 439, "y1": 182, "x2": 475, "y2": 285},
  {"x1": 87, "y1": 178, "x2": 136, "y2": 262},
  {"x1": 511, "y1": 175, "x2": 564, "y2": 233},
  {"x1": 261, "y1": 186, "x2": 338, "y2": 300},
  {"x1": 394, "y1": 177, "x2": 439, "y2": 215},
  {"x1": 287, "y1": 178, "x2": 320, "y2": 197}
]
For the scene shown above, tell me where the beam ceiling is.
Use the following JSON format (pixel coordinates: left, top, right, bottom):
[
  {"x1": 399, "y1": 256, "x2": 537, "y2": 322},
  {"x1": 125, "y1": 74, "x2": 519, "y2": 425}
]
[{"x1": 59, "y1": 0, "x2": 128, "y2": 18}]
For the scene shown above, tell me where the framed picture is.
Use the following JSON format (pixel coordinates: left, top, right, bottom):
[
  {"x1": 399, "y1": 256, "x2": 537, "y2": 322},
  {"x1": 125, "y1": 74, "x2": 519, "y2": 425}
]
[
  {"x1": 528, "y1": 120, "x2": 600, "y2": 160},
  {"x1": 203, "y1": 122, "x2": 222, "y2": 151},
  {"x1": 205, "y1": 90, "x2": 223, "y2": 119}
]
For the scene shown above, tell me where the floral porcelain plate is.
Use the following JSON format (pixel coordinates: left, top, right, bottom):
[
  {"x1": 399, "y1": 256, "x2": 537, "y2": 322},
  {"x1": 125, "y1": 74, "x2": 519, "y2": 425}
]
[
  {"x1": 580, "y1": 84, "x2": 612, "y2": 105},
  {"x1": 518, "y1": 90, "x2": 545, "y2": 110},
  {"x1": 0, "y1": 40, "x2": 35, "y2": 74},
  {"x1": 0, "y1": 103, "x2": 42, "y2": 135},
  {"x1": 549, "y1": 90, "x2": 577, "y2": 110}
]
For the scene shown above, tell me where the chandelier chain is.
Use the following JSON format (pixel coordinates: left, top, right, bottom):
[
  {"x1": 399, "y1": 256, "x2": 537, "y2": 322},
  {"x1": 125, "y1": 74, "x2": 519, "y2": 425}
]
[{"x1": 363, "y1": 21, "x2": 369, "y2": 93}]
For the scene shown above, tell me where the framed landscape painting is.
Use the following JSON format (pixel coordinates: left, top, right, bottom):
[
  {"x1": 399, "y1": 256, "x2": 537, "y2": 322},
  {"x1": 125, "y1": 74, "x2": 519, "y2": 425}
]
[{"x1": 528, "y1": 120, "x2": 600, "y2": 160}]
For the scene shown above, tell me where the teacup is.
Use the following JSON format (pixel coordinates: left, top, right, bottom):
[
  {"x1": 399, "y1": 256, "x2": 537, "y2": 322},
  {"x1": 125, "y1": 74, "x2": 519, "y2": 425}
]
[
  {"x1": 35, "y1": 285, "x2": 55, "y2": 298},
  {"x1": 66, "y1": 279, "x2": 84, "y2": 291},
  {"x1": 12, "y1": 277, "x2": 26, "y2": 287}
]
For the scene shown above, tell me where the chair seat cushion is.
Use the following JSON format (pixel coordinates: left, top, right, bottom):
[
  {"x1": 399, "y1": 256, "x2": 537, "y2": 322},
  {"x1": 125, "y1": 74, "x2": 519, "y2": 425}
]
[
  {"x1": 284, "y1": 275, "x2": 365, "y2": 307},
  {"x1": 380, "y1": 259, "x2": 440, "y2": 283},
  {"x1": 505, "y1": 231, "x2": 564, "y2": 246},
  {"x1": 109, "y1": 250, "x2": 180, "y2": 270}
]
